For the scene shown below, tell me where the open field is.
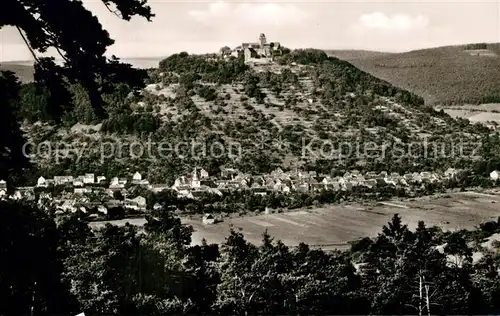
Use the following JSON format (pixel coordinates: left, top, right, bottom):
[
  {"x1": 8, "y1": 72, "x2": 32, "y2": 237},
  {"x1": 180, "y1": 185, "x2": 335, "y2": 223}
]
[
  {"x1": 91, "y1": 190, "x2": 500, "y2": 251},
  {"x1": 439, "y1": 104, "x2": 500, "y2": 125}
]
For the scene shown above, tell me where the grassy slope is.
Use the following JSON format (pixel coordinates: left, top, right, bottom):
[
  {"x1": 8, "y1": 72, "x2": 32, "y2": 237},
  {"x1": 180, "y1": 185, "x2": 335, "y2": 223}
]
[{"x1": 326, "y1": 43, "x2": 500, "y2": 106}]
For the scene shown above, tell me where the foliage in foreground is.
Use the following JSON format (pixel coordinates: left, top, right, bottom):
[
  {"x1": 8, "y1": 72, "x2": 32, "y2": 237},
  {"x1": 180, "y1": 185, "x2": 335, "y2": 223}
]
[{"x1": 3, "y1": 200, "x2": 500, "y2": 315}]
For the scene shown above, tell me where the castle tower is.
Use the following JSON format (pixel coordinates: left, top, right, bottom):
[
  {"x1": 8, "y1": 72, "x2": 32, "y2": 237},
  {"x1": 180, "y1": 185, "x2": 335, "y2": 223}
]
[{"x1": 259, "y1": 33, "x2": 267, "y2": 48}]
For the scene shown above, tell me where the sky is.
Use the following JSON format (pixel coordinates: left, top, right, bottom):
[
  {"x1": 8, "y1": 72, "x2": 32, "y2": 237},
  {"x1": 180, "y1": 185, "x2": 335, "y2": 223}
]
[{"x1": 1, "y1": 0, "x2": 499, "y2": 62}]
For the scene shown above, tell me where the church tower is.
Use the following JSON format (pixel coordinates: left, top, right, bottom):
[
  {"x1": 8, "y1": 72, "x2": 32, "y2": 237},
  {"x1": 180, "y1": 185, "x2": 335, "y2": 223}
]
[{"x1": 191, "y1": 168, "x2": 201, "y2": 189}]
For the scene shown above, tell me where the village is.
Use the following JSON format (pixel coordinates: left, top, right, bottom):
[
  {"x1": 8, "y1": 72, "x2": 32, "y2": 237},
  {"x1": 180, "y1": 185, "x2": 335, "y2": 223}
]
[{"x1": 1, "y1": 166, "x2": 499, "y2": 221}]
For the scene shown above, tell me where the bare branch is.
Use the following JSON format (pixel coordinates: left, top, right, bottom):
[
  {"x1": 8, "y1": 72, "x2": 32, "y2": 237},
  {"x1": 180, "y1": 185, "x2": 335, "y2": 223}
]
[
  {"x1": 15, "y1": 26, "x2": 40, "y2": 63},
  {"x1": 103, "y1": 2, "x2": 123, "y2": 19}
]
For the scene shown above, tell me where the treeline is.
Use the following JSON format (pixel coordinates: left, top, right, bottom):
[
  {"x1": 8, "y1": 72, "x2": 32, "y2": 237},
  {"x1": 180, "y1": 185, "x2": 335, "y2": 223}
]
[
  {"x1": 158, "y1": 52, "x2": 249, "y2": 84},
  {"x1": 464, "y1": 43, "x2": 488, "y2": 50},
  {"x1": 141, "y1": 174, "x2": 499, "y2": 217},
  {"x1": 101, "y1": 112, "x2": 160, "y2": 134},
  {"x1": 3, "y1": 200, "x2": 500, "y2": 315}
]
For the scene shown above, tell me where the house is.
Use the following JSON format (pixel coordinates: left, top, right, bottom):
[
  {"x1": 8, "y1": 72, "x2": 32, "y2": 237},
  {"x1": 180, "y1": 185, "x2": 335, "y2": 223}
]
[
  {"x1": 131, "y1": 196, "x2": 147, "y2": 211},
  {"x1": 274, "y1": 183, "x2": 291, "y2": 194},
  {"x1": 82, "y1": 173, "x2": 95, "y2": 184},
  {"x1": 383, "y1": 177, "x2": 397, "y2": 186},
  {"x1": 74, "y1": 187, "x2": 92, "y2": 195},
  {"x1": 237, "y1": 178, "x2": 249, "y2": 188},
  {"x1": 322, "y1": 176, "x2": 333, "y2": 185},
  {"x1": 191, "y1": 169, "x2": 201, "y2": 189},
  {"x1": 53, "y1": 176, "x2": 74, "y2": 185},
  {"x1": 202, "y1": 213, "x2": 216, "y2": 225},
  {"x1": 421, "y1": 172, "x2": 439, "y2": 183},
  {"x1": 252, "y1": 186, "x2": 268, "y2": 196},
  {"x1": 37, "y1": 176, "x2": 48, "y2": 187},
  {"x1": 363, "y1": 179, "x2": 378, "y2": 189},
  {"x1": 96, "y1": 176, "x2": 106, "y2": 184},
  {"x1": 389, "y1": 172, "x2": 401, "y2": 179},
  {"x1": 220, "y1": 167, "x2": 240, "y2": 180},
  {"x1": 109, "y1": 177, "x2": 126, "y2": 189},
  {"x1": 59, "y1": 200, "x2": 77, "y2": 213},
  {"x1": 0, "y1": 180, "x2": 6, "y2": 199},
  {"x1": 10, "y1": 190, "x2": 23, "y2": 200},
  {"x1": 331, "y1": 182, "x2": 342, "y2": 191},
  {"x1": 172, "y1": 176, "x2": 188, "y2": 189},
  {"x1": 351, "y1": 170, "x2": 362, "y2": 177},
  {"x1": 294, "y1": 182, "x2": 310, "y2": 192},
  {"x1": 97, "y1": 205, "x2": 108, "y2": 215},
  {"x1": 148, "y1": 184, "x2": 168, "y2": 193},
  {"x1": 349, "y1": 179, "x2": 362, "y2": 187},
  {"x1": 399, "y1": 178, "x2": 409, "y2": 187},
  {"x1": 403, "y1": 173, "x2": 414, "y2": 182},
  {"x1": 12, "y1": 187, "x2": 35, "y2": 201},
  {"x1": 200, "y1": 168, "x2": 209, "y2": 179},
  {"x1": 444, "y1": 168, "x2": 459, "y2": 179},
  {"x1": 103, "y1": 200, "x2": 122, "y2": 210},
  {"x1": 412, "y1": 173, "x2": 423, "y2": 183},
  {"x1": 311, "y1": 183, "x2": 325, "y2": 191},
  {"x1": 73, "y1": 178, "x2": 84, "y2": 187},
  {"x1": 271, "y1": 167, "x2": 284, "y2": 177},
  {"x1": 38, "y1": 192, "x2": 52, "y2": 205},
  {"x1": 207, "y1": 188, "x2": 223, "y2": 197},
  {"x1": 491, "y1": 170, "x2": 500, "y2": 181},
  {"x1": 173, "y1": 184, "x2": 191, "y2": 198},
  {"x1": 132, "y1": 172, "x2": 142, "y2": 183}
]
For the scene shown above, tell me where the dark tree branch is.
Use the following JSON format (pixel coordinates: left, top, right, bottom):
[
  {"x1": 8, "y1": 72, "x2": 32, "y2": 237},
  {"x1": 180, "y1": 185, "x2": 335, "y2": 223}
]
[{"x1": 16, "y1": 26, "x2": 40, "y2": 63}]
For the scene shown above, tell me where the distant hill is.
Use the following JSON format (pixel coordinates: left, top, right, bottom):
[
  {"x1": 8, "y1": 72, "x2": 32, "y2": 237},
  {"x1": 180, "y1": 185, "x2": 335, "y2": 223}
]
[
  {"x1": 326, "y1": 43, "x2": 500, "y2": 106},
  {"x1": 0, "y1": 57, "x2": 165, "y2": 83},
  {"x1": 324, "y1": 50, "x2": 393, "y2": 61},
  {"x1": 0, "y1": 62, "x2": 35, "y2": 83}
]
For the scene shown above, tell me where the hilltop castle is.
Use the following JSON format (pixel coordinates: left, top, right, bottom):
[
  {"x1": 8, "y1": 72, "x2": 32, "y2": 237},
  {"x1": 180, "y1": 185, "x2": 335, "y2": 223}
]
[{"x1": 220, "y1": 33, "x2": 282, "y2": 64}]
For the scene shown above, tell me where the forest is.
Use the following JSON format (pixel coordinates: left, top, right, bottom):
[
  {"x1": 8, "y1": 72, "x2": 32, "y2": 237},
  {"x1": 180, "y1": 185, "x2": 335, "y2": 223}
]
[{"x1": 2, "y1": 200, "x2": 500, "y2": 315}]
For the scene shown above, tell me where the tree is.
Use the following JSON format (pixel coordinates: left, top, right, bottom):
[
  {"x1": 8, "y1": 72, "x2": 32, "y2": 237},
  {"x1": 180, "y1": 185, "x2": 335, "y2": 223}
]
[
  {"x1": 62, "y1": 223, "x2": 142, "y2": 314},
  {"x1": 1, "y1": 0, "x2": 154, "y2": 120},
  {"x1": 113, "y1": 190, "x2": 124, "y2": 201},
  {"x1": 213, "y1": 229, "x2": 259, "y2": 314},
  {"x1": 0, "y1": 71, "x2": 31, "y2": 183},
  {"x1": 0, "y1": 201, "x2": 77, "y2": 315},
  {"x1": 18, "y1": 82, "x2": 52, "y2": 122}
]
